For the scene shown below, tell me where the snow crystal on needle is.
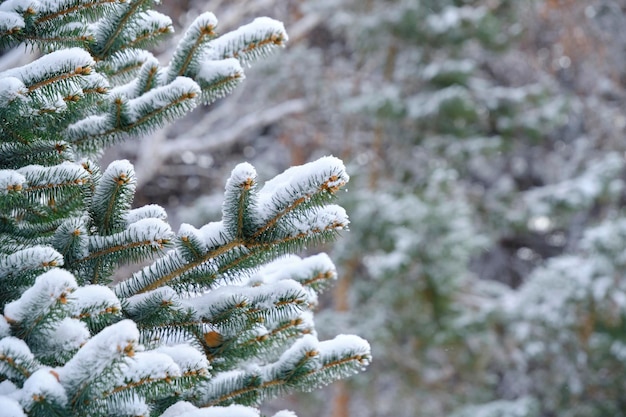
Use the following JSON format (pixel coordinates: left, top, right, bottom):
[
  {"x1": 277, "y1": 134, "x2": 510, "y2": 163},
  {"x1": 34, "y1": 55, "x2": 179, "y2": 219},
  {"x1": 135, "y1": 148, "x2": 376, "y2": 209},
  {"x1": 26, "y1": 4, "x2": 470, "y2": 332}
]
[
  {"x1": 4, "y1": 268, "x2": 76, "y2": 322},
  {"x1": 0, "y1": 169, "x2": 25, "y2": 194}
]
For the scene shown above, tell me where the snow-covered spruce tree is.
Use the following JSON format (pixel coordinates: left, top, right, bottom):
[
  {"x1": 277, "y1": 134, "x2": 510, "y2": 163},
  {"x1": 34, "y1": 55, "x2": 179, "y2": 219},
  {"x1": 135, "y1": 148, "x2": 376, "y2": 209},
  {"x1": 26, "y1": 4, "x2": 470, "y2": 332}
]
[{"x1": 0, "y1": 2, "x2": 370, "y2": 417}]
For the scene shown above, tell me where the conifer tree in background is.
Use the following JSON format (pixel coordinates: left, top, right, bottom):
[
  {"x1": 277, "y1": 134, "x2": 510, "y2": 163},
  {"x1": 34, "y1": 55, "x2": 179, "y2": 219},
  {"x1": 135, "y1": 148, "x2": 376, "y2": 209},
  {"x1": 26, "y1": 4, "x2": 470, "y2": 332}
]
[
  {"x1": 315, "y1": 1, "x2": 626, "y2": 416},
  {"x1": 0, "y1": 1, "x2": 370, "y2": 416}
]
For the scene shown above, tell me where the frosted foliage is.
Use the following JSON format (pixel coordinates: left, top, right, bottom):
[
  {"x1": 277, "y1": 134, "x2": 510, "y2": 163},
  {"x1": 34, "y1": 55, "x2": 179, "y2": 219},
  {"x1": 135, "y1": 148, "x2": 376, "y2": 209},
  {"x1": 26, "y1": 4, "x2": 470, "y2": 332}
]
[
  {"x1": 38, "y1": 0, "x2": 105, "y2": 15},
  {"x1": 207, "y1": 17, "x2": 287, "y2": 63},
  {"x1": 4, "y1": 268, "x2": 76, "y2": 322},
  {"x1": 90, "y1": 218, "x2": 174, "y2": 250},
  {"x1": 407, "y1": 86, "x2": 472, "y2": 119},
  {"x1": 126, "y1": 77, "x2": 200, "y2": 123},
  {"x1": 287, "y1": 205, "x2": 349, "y2": 236},
  {"x1": 192, "y1": 11, "x2": 218, "y2": 30},
  {"x1": 123, "y1": 218, "x2": 174, "y2": 245},
  {"x1": 20, "y1": 369, "x2": 68, "y2": 411},
  {"x1": 117, "y1": 351, "x2": 181, "y2": 383},
  {"x1": 0, "y1": 1, "x2": 370, "y2": 414},
  {"x1": 58, "y1": 320, "x2": 139, "y2": 392},
  {"x1": 111, "y1": 394, "x2": 149, "y2": 417},
  {"x1": 197, "y1": 59, "x2": 244, "y2": 83},
  {"x1": 128, "y1": 10, "x2": 173, "y2": 38},
  {"x1": 322, "y1": 334, "x2": 370, "y2": 362},
  {"x1": 0, "y1": 246, "x2": 64, "y2": 277},
  {"x1": 266, "y1": 335, "x2": 318, "y2": 374},
  {"x1": 524, "y1": 152, "x2": 624, "y2": 215},
  {"x1": 66, "y1": 114, "x2": 109, "y2": 138},
  {"x1": 18, "y1": 162, "x2": 89, "y2": 188},
  {"x1": 257, "y1": 156, "x2": 348, "y2": 221},
  {"x1": 185, "y1": 279, "x2": 309, "y2": 319},
  {"x1": 0, "y1": 48, "x2": 94, "y2": 86},
  {"x1": 101, "y1": 159, "x2": 135, "y2": 187},
  {"x1": 125, "y1": 204, "x2": 167, "y2": 225},
  {"x1": 226, "y1": 162, "x2": 256, "y2": 189},
  {"x1": 162, "y1": 402, "x2": 259, "y2": 417},
  {"x1": 249, "y1": 253, "x2": 335, "y2": 285}
]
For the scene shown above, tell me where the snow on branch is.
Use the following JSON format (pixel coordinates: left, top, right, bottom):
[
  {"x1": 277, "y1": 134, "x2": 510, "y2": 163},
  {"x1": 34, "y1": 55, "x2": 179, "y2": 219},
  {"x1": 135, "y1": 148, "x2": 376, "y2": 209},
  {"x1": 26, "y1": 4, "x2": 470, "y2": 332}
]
[
  {"x1": 18, "y1": 162, "x2": 90, "y2": 198},
  {"x1": 195, "y1": 58, "x2": 244, "y2": 105},
  {"x1": 4, "y1": 268, "x2": 77, "y2": 324},
  {"x1": 0, "y1": 48, "x2": 94, "y2": 92},
  {"x1": 0, "y1": 246, "x2": 64, "y2": 280},
  {"x1": 206, "y1": 17, "x2": 288, "y2": 65},
  {"x1": 85, "y1": 218, "x2": 174, "y2": 265},
  {"x1": 0, "y1": 336, "x2": 40, "y2": 384},
  {"x1": 91, "y1": 159, "x2": 137, "y2": 234},
  {"x1": 166, "y1": 11, "x2": 219, "y2": 82},
  {"x1": 0, "y1": 169, "x2": 26, "y2": 195}
]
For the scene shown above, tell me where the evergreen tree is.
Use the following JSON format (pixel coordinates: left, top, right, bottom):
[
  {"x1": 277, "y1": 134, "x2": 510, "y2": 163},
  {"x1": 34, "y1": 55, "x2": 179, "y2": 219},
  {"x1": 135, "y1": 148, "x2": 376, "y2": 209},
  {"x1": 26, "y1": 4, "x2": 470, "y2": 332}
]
[{"x1": 0, "y1": 2, "x2": 370, "y2": 416}]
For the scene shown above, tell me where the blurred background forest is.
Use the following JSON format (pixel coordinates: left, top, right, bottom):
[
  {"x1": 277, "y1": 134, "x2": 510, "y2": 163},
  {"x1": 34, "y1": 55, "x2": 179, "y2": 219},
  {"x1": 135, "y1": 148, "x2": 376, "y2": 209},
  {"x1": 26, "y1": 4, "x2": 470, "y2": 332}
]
[{"x1": 95, "y1": 0, "x2": 626, "y2": 416}]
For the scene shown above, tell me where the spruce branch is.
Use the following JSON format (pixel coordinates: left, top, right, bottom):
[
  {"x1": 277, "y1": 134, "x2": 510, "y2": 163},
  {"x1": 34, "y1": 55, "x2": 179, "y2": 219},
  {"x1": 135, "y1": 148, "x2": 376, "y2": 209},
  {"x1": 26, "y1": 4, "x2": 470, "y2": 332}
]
[{"x1": 0, "y1": 3, "x2": 370, "y2": 415}]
